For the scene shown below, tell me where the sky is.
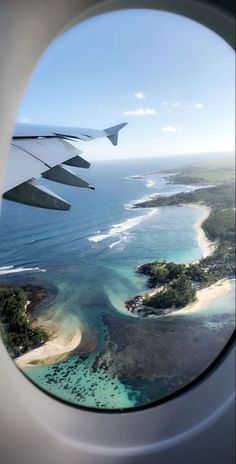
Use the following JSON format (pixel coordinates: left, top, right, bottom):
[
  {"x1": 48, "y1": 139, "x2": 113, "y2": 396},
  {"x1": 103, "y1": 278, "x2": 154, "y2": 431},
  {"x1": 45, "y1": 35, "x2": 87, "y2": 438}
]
[{"x1": 17, "y1": 9, "x2": 235, "y2": 160}]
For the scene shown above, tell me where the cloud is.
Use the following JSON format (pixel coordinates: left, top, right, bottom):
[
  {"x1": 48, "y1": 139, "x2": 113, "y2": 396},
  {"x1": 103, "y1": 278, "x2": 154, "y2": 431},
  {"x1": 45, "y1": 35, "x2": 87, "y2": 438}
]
[
  {"x1": 193, "y1": 103, "x2": 204, "y2": 109},
  {"x1": 161, "y1": 126, "x2": 182, "y2": 133},
  {"x1": 123, "y1": 108, "x2": 156, "y2": 116},
  {"x1": 134, "y1": 92, "x2": 145, "y2": 99}
]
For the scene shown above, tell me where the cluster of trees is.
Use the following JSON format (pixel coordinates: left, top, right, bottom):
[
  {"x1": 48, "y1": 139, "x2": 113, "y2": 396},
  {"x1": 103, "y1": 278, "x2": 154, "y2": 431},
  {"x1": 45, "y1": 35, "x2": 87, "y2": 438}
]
[
  {"x1": 188, "y1": 243, "x2": 235, "y2": 287},
  {"x1": 203, "y1": 209, "x2": 235, "y2": 243},
  {"x1": 138, "y1": 262, "x2": 186, "y2": 288},
  {"x1": 138, "y1": 237, "x2": 235, "y2": 312},
  {"x1": 143, "y1": 278, "x2": 196, "y2": 310},
  {"x1": 0, "y1": 286, "x2": 48, "y2": 357},
  {"x1": 139, "y1": 235, "x2": 234, "y2": 289}
]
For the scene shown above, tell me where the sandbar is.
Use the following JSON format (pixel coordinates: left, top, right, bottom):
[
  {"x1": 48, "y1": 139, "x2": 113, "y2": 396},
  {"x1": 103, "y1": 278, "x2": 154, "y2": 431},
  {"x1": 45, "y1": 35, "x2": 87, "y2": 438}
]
[{"x1": 15, "y1": 317, "x2": 82, "y2": 369}]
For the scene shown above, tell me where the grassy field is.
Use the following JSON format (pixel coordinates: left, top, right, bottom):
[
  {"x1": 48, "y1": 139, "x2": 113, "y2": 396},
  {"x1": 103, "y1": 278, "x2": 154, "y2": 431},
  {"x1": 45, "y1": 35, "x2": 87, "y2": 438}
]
[{"x1": 168, "y1": 157, "x2": 235, "y2": 184}]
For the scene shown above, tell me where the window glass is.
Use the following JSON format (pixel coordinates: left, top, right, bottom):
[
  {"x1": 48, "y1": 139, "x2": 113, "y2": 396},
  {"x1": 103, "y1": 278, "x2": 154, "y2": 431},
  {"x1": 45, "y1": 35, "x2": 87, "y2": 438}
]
[{"x1": 0, "y1": 9, "x2": 235, "y2": 410}]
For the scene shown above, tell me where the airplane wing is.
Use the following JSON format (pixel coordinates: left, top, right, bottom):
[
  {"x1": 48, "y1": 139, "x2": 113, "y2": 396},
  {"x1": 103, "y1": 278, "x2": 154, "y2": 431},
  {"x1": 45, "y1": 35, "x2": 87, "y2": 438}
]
[{"x1": 2, "y1": 122, "x2": 127, "y2": 210}]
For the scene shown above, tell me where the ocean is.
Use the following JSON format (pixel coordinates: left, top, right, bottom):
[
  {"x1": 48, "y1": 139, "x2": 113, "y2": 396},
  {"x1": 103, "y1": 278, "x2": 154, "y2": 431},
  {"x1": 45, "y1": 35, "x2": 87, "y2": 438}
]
[{"x1": 0, "y1": 154, "x2": 235, "y2": 410}]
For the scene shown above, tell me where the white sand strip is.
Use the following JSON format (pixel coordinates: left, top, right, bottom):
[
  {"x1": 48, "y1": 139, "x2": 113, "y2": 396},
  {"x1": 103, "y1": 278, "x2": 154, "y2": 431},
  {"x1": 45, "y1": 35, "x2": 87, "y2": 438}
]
[
  {"x1": 169, "y1": 279, "x2": 232, "y2": 316},
  {"x1": 15, "y1": 321, "x2": 82, "y2": 369},
  {"x1": 182, "y1": 203, "x2": 217, "y2": 260}
]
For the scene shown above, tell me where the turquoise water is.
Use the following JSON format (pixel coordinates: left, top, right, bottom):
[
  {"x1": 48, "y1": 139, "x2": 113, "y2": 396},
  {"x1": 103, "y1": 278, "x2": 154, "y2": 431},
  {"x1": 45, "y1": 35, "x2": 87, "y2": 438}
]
[
  {"x1": 0, "y1": 155, "x2": 235, "y2": 409},
  {"x1": 24, "y1": 278, "x2": 235, "y2": 409}
]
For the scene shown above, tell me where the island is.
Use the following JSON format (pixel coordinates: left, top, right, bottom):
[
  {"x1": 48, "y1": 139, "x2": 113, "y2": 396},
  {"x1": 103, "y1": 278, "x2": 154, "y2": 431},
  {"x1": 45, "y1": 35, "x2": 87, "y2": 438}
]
[{"x1": 126, "y1": 158, "x2": 235, "y2": 316}]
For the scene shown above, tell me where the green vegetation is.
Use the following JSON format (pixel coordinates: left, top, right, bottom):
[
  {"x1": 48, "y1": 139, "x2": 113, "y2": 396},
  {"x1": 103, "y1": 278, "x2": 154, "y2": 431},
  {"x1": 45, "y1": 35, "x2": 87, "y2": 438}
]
[
  {"x1": 135, "y1": 181, "x2": 235, "y2": 210},
  {"x1": 143, "y1": 278, "x2": 196, "y2": 310},
  {"x1": 203, "y1": 209, "x2": 235, "y2": 243},
  {"x1": 127, "y1": 158, "x2": 235, "y2": 315},
  {"x1": 138, "y1": 261, "x2": 186, "y2": 288},
  {"x1": 166, "y1": 158, "x2": 235, "y2": 185},
  {"x1": 0, "y1": 286, "x2": 48, "y2": 357}
]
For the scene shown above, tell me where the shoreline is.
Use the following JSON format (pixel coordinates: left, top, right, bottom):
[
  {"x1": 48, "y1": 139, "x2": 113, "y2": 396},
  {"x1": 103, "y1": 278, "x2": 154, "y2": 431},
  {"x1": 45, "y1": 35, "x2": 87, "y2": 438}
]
[
  {"x1": 183, "y1": 203, "x2": 217, "y2": 260},
  {"x1": 168, "y1": 278, "x2": 233, "y2": 316},
  {"x1": 0, "y1": 283, "x2": 83, "y2": 369},
  {"x1": 126, "y1": 278, "x2": 234, "y2": 318},
  {"x1": 15, "y1": 316, "x2": 82, "y2": 369},
  {"x1": 124, "y1": 194, "x2": 235, "y2": 318}
]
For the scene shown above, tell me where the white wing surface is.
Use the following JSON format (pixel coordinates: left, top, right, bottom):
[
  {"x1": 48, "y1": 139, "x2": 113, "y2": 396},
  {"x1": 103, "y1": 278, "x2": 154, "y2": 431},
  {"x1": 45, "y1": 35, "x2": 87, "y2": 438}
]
[{"x1": 2, "y1": 122, "x2": 127, "y2": 210}]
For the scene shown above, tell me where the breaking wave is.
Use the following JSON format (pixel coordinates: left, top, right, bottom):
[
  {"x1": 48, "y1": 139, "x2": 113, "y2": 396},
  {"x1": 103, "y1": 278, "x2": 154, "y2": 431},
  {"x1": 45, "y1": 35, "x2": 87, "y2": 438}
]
[
  {"x1": 88, "y1": 210, "x2": 157, "y2": 245},
  {"x1": 0, "y1": 265, "x2": 47, "y2": 275},
  {"x1": 146, "y1": 179, "x2": 156, "y2": 188}
]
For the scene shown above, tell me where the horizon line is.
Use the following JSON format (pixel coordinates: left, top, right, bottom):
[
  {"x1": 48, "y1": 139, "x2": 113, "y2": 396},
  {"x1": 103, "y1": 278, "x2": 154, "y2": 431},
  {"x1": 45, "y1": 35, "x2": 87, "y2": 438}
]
[{"x1": 89, "y1": 149, "x2": 235, "y2": 162}]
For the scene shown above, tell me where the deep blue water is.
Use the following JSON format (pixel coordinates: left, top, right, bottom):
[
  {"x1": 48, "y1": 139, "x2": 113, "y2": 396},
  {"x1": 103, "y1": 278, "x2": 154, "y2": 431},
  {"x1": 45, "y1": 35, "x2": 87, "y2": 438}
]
[{"x1": 0, "y1": 154, "x2": 235, "y2": 409}]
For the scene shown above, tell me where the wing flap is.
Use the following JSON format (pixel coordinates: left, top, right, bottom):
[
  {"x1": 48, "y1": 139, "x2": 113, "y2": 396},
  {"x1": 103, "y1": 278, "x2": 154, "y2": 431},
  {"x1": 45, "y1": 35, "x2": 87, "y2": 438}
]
[
  {"x1": 3, "y1": 139, "x2": 89, "y2": 194},
  {"x1": 63, "y1": 155, "x2": 90, "y2": 168},
  {"x1": 42, "y1": 164, "x2": 90, "y2": 188},
  {"x1": 3, "y1": 180, "x2": 70, "y2": 210}
]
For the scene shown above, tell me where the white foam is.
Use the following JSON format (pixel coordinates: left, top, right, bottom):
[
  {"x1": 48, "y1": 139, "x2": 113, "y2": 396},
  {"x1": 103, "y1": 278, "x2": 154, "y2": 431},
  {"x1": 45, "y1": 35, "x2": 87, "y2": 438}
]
[
  {"x1": 108, "y1": 235, "x2": 133, "y2": 250},
  {"x1": 108, "y1": 239, "x2": 123, "y2": 249},
  {"x1": 146, "y1": 179, "x2": 156, "y2": 188},
  {"x1": 88, "y1": 210, "x2": 157, "y2": 244},
  {"x1": 0, "y1": 265, "x2": 47, "y2": 275},
  {"x1": 125, "y1": 192, "x2": 160, "y2": 209},
  {"x1": 88, "y1": 233, "x2": 110, "y2": 243},
  {"x1": 125, "y1": 175, "x2": 145, "y2": 181}
]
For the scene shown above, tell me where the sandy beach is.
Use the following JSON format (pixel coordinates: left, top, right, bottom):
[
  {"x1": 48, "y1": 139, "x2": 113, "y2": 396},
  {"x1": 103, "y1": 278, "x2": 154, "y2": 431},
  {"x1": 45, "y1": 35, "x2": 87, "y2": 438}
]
[
  {"x1": 185, "y1": 203, "x2": 217, "y2": 260},
  {"x1": 169, "y1": 279, "x2": 233, "y2": 316},
  {"x1": 15, "y1": 317, "x2": 82, "y2": 369}
]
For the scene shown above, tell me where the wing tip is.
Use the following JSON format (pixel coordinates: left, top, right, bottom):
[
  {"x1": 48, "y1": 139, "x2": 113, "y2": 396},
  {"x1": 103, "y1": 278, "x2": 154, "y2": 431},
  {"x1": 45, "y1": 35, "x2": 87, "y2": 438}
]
[{"x1": 104, "y1": 122, "x2": 128, "y2": 146}]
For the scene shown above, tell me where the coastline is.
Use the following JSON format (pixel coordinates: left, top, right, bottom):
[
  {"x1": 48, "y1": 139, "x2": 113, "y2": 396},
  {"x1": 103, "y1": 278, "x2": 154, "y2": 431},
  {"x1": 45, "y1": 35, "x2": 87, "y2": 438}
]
[
  {"x1": 10, "y1": 184, "x2": 233, "y2": 364},
  {"x1": 15, "y1": 317, "x2": 82, "y2": 369},
  {"x1": 168, "y1": 278, "x2": 233, "y2": 316},
  {"x1": 184, "y1": 203, "x2": 217, "y2": 260},
  {"x1": 124, "y1": 201, "x2": 232, "y2": 318}
]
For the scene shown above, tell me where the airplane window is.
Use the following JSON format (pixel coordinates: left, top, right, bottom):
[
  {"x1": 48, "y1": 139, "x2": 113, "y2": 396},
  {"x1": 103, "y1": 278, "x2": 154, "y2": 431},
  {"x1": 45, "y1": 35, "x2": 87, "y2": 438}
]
[{"x1": 0, "y1": 9, "x2": 235, "y2": 411}]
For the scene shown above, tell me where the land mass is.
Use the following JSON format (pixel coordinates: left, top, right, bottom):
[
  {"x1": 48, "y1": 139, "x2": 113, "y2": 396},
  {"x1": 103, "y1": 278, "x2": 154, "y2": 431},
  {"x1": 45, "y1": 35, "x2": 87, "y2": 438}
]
[
  {"x1": 164, "y1": 157, "x2": 235, "y2": 185},
  {"x1": 0, "y1": 282, "x2": 83, "y2": 367},
  {"x1": 0, "y1": 284, "x2": 49, "y2": 357},
  {"x1": 126, "y1": 159, "x2": 235, "y2": 316}
]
